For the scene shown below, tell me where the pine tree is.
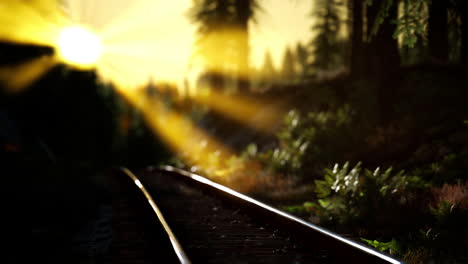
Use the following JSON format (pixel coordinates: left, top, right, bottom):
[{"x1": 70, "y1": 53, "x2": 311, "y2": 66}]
[
  {"x1": 260, "y1": 50, "x2": 276, "y2": 85},
  {"x1": 280, "y1": 47, "x2": 297, "y2": 83},
  {"x1": 350, "y1": 0, "x2": 364, "y2": 78},
  {"x1": 295, "y1": 42, "x2": 311, "y2": 80},
  {"x1": 311, "y1": 0, "x2": 344, "y2": 71},
  {"x1": 453, "y1": 0, "x2": 468, "y2": 64},
  {"x1": 189, "y1": 0, "x2": 260, "y2": 93},
  {"x1": 366, "y1": 0, "x2": 400, "y2": 123},
  {"x1": 428, "y1": 0, "x2": 449, "y2": 62},
  {"x1": 189, "y1": 0, "x2": 230, "y2": 72}
]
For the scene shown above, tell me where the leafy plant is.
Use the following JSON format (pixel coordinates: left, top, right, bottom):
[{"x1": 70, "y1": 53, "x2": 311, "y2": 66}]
[
  {"x1": 250, "y1": 105, "x2": 359, "y2": 180},
  {"x1": 311, "y1": 162, "x2": 426, "y2": 225},
  {"x1": 419, "y1": 197, "x2": 468, "y2": 260},
  {"x1": 394, "y1": 0, "x2": 428, "y2": 48},
  {"x1": 361, "y1": 238, "x2": 402, "y2": 255}
]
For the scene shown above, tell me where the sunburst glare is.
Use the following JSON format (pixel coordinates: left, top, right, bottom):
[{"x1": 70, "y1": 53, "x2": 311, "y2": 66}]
[
  {"x1": 0, "y1": 0, "x2": 283, "y2": 179},
  {"x1": 57, "y1": 25, "x2": 102, "y2": 68}
]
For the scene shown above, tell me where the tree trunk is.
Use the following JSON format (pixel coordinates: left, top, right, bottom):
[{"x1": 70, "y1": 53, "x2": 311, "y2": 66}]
[
  {"x1": 366, "y1": 1, "x2": 401, "y2": 124},
  {"x1": 350, "y1": 0, "x2": 364, "y2": 79},
  {"x1": 234, "y1": 0, "x2": 252, "y2": 93},
  {"x1": 461, "y1": 1, "x2": 468, "y2": 65},
  {"x1": 428, "y1": 0, "x2": 449, "y2": 62}
]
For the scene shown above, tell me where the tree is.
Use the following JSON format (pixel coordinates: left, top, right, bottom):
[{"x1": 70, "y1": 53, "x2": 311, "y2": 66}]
[
  {"x1": 260, "y1": 50, "x2": 277, "y2": 85},
  {"x1": 189, "y1": 0, "x2": 260, "y2": 93},
  {"x1": 455, "y1": 0, "x2": 468, "y2": 64},
  {"x1": 280, "y1": 47, "x2": 297, "y2": 83},
  {"x1": 295, "y1": 42, "x2": 311, "y2": 80},
  {"x1": 395, "y1": 0, "x2": 428, "y2": 65},
  {"x1": 350, "y1": 0, "x2": 364, "y2": 78},
  {"x1": 232, "y1": 0, "x2": 258, "y2": 86},
  {"x1": 365, "y1": 0, "x2": 401, "y2": 123},
  {"x1": 428, "y1": 0, "x2": 449, "y2": 62},
  {"x1": 310, "y1": 0, "x2": 344, "y2": 71}
]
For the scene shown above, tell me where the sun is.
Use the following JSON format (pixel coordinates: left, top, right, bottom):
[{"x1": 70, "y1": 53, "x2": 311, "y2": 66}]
[{"x1": 57, "y1": 26, "x2": 102, "y2": 68}]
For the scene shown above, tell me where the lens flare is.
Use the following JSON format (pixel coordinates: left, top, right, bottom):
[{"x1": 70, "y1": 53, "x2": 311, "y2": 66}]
[
  {"x1": 0, "y1": 0, "x2": 284, "y2": 185},
  {"x1": 57, "y1": 26, "x2": 102, "y2": 68}
]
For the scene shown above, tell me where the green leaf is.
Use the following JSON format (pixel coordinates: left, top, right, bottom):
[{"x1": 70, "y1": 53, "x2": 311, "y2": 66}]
[
  {"x1": 318, "y1": 199, "x2": 331, "y2": 208},
  {"x1": 361, "y1": 238, "x2": 401, "y2": 254}
]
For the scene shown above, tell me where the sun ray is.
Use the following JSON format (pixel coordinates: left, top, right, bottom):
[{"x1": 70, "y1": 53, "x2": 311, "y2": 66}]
[
  {"x1": 0, "y1": 0, "x2": 67, "y2": 46},
  {"x1": 192, "y1": 89, "x2": 284, "y2": 133},
  {"x1": 0, "y1": 56, "x2": 56, "y2": 93},
  {"x1": 116, "y1": 84, "x2": 235, "y2": 177},
  {"x1": 0, "y1": 0, "x2": 284, "y2": 183},
  {"x1": 100, "y1": 0, "x2": 181, "y2": 43}
]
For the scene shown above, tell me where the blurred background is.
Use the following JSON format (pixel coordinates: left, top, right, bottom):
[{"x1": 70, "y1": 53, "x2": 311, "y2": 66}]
[{"x1": 1, "y1": 0, "x2": 467, "y2": 263}]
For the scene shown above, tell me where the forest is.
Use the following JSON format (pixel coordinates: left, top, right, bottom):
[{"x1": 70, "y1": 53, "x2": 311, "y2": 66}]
[
  {"x1": 1, "y1": 0, "x2": 467, "y2": 263},
  {"x1": 182, "y1": 1, "x2": 468, "y2": 262}
]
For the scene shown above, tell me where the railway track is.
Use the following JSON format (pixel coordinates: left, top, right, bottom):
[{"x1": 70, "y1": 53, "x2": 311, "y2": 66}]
[{"x1": 109, "y1": 166, "x2": 402, "y2": 264}]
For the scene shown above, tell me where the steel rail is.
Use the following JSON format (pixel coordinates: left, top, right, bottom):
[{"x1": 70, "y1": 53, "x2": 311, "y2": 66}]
[
  {"x1": 159, "y1": 165, "x2": 402, "y2": 264},
  {"x1": 116, "y1": 167, "x2": 191, "y2": 264}
]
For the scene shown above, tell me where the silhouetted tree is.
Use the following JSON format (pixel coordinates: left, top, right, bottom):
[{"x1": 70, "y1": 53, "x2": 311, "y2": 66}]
[
  {"x1": 350, "y1": 0, "x2": 364, "y2": 78},
  {"x1": 295, "y1": 42, "x2": 311, "y2": 80},
  {"x1": 189, "y1": 0, "x2": 260, "y2": 93},
  {"x1": 260, "y1": 50, "x2": 277, "y2": 85},
  {"x1": 453, "y1": 0, "x2": 468, "y2": 64},
  {"x1": 365, "y1": 0, "x2": 401, "y2": 123},
  {"x1": 396, "y1": 0, "x2": 429, "y2": 65},
  {"x1": 232, "y1": 0, "x2": 258, "y2": 88},
  {"x1": 189, "y1": 0, "x2": 230, "y2": 73},
  {"x1": 310, "y1": 0, "x2": 344, "y2": 71},
  {"x1": 280, "y1": 47, "x2": 297, "y2": 83},
  {"x1": 428, "y1": 0, "x2": 449, "y2": 62}
]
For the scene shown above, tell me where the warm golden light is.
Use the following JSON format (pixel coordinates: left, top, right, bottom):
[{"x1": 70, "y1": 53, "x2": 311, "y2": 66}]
[
  {"x1": 193, "y1": 89, "x2": 283, "y2": 133},
  {"x1": 116, "y1": 86, "x2": 236, "y2": 178},
  {"x1": 0, "y1": 0, "x2": 286, "y2": 186},
  {"x1": 0, "y1": 56, "x2": 56, "y2": 93},
  {"x1": 57, "y1": 26, "x2": 102, "y2": 68},
  {"x1": 0, "y1": 0, "x2": 67, "y2": 47}
]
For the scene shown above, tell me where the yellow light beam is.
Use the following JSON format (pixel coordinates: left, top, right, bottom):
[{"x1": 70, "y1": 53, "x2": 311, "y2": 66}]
[
  {"x1": 0, "y1": 0, "x2": 67, "y2": 46},
  {"x1": 193, "y1": 89, "x2": 284, "y2": 133},
  {"x1": 0, "y1": 56, "x2": 56, "y2": 93},
  {"x1": 117, "y1": 86, "x2": 235, "y2": 178},
  {"x1": 99, "y1": 0, "x2": 180, "y2": 43}
]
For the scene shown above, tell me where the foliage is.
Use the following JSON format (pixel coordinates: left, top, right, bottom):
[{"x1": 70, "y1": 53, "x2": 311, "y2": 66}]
[
  {"x1": 361, "y1": 238, "x2": 401, "y2": 256},
  {"x1": 295, "y1": 42, "x2": 311, "y2": 81},
  {"x1": 248, "y1": 105, "x2": 359, "y2": 180},
  {"x1": 280, "y1": 47, "x2": 297, "y2": 83},
  {"x1": 394, "y1": 0, "x2": 428, "y2": 48},
  {"x1": 410, "y1": 147, "x2": 468, "y2": 185},
  {"x1": 311, "y1": 162, "x2": 426, "y2": 225},
  {"x1": 283, "y1": 204, "x2": 308, "y2": 215},
  {"x1": 365, "y1": 0, "x2": 396, "y2": 37},
  {"x1": 418, "y1": 196, "x2": 468, "y2": 260},
  {"x1": 189, "y1": 0, "x2": 260, "y2": 91},
  {"x1": 258, "y1": 50, "x2": 277, "y2": 85},
  {"x1": 263, "y1": 110, "x2": 310, "y2": 174},
  {"x1": 310, "y1": 0, "x2": 346, "y2": 71}
]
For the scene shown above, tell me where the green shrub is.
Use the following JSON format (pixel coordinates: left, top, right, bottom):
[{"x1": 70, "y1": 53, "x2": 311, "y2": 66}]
[
  {"x1": 310, "y1": 162, "x2": 427, "y2": 226},
  {"x1": 361, "y1": 238, "x2": 402, "y2": 256},
  {"x1": 247, "y1": 105, "x2": 364, "y2": 180}
]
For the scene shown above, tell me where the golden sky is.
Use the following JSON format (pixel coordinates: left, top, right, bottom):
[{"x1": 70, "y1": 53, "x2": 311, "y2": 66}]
[{"x1": 62, "y1": 0, "x2": 312, "y2": 85}]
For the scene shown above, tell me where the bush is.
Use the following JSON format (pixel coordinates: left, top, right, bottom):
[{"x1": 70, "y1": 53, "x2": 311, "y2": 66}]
[
  {"x1": 247, "y1": 105, "x2": 364, "y2": 181},
  {"x1": 306, "y1": 162, "x2": 427, "y2": 227}
]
